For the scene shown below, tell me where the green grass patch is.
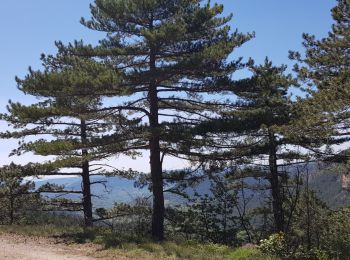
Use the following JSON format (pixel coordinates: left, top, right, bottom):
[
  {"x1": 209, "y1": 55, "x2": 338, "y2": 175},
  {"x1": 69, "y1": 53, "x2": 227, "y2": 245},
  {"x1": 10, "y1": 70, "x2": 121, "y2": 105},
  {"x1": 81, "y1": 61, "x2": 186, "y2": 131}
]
[
  {"x1": 96, "y1": 240, "x2": 278, "y2": 260},
  {"x1": 229, "y1": 246, "x2": 278, "y2": 260}
]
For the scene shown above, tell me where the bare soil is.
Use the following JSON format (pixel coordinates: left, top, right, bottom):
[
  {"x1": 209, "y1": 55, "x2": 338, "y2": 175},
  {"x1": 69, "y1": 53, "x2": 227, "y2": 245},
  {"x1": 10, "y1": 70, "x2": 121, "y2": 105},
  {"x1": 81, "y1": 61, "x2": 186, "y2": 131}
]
[{"x1": 0, "y1": 233, "x2": 98, "y2": 260}]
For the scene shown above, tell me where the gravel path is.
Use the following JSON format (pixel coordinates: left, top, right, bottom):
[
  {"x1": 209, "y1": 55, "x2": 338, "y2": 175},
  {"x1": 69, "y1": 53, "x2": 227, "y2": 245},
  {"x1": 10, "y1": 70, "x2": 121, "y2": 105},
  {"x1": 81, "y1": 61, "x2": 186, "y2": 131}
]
[{"x1": 0, "y1": 234, "x2": 96, "y2": 260}]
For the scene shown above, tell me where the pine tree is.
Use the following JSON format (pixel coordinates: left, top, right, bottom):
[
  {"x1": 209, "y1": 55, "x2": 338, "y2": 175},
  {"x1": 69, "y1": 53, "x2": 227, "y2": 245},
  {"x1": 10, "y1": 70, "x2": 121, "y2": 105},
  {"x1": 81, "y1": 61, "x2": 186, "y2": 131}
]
[
  {"x1": 0, "y1": 54, "x2": 132, "y2": 227},
  {"x1": 230, "y1": 60, "x2": 297, "y2": 233},
  {"x1": 196, "y1": 59, "x2": 310, "y2": 233},
  {"x1": 289, "y1": 0, "x2": 350, "y2": 162},
  {"x1": 0, "y1": 163, "x2": 39, "y2": 225},
  {"x1": 57, "y1": 0, "x2": 252, "y2": 240}
]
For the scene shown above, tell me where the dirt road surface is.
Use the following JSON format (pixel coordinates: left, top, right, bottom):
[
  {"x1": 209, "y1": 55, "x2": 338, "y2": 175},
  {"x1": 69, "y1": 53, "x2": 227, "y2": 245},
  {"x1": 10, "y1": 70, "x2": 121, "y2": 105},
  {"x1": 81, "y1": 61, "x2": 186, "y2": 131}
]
[{"x1": 0, "y1": 234, "x2": 98, "y2": 260}]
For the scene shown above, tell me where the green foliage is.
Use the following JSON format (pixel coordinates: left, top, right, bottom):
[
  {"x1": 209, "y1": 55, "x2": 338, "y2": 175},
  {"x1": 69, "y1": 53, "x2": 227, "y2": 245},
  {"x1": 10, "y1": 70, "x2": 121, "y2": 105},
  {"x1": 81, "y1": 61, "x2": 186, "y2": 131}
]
[
  {"x1": 74, "y1": 0, "x2": 254, "y2": 239},
  {"x1": 197, "y1": 59, "x2": 311, "y2": 235},
  {"x1": 0, "y1": 0, "x2": 349, "y2": 256},
  {"x1": 0, "y1": 50, "x2": 138, "y2": 226},
  {"x1": 260, "y1": 187, "x2": 350, "y2": 259},
  {"x1": 259, "y1": 231, "x2": 329, "y2": 259},
  {"x1": 259, "y1": 233, "x2": 288, "y2": 258},
  {"x1": 289, "y1": 0, "x2": 350, "y2": 161},
  {"x1": 1, "y1": 0, "x2": 253, "y2": 240},
  {"x1": 288, "y1": 188, "x2": 329, "y2": 252},
  {"x1": 0, "y1": 222, "x2": 275, "y2": 260},
  {"x1": 96, "y1": 197, "x2": 152, "y2": 238},
  {"x1": 0, "y1": 164, "x2": 40, "y2": 225},
  {"x1": 0, "y1": 212, "x2": 84, "y2": 238},
  {"x1": 67, "y1": 0, "x2": 255, "y2": 162},
  {"x1": 229, "y1": 246, "x2": 270, "y2": 260},
  {"x1": 169, "y1": 175, "x2": 242, "y2": 245},
  {"x1": 26, "y1": 211, "x2": 84, "y2": 227},
  {"x1": 323, "y1": 207, "x2": 350, "y2": 259},
  {"x1": 94, "y1": 238, "x2": 271, "y2": 260}
]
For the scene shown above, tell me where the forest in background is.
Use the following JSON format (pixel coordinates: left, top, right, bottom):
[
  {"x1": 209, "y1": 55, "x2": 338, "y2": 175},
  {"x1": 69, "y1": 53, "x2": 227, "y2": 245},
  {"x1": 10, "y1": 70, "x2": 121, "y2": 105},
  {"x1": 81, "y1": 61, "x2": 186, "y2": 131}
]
[{"x1": 1, "y1": 0, "x2": 350, "y2": 259}]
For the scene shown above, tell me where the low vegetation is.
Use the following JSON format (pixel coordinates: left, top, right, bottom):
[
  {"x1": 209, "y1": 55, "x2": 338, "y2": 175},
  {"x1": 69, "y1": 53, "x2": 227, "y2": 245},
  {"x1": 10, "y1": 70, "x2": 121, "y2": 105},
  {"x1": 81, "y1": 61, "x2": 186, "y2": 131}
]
[{"x1": 0, "y1": 223, "x2": 273, "y2": 260}]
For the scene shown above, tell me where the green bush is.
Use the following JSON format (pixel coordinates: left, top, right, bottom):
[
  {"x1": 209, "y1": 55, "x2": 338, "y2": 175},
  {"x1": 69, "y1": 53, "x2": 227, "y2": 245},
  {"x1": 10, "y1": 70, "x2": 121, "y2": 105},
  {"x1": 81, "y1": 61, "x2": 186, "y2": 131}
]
[
  {"x1": 323, "y1": 207, "x2": 350, "y2": 259},
  {"x1": 258, "y1": 207, "x2": 350, "y2": 259},
  {"x1": 258, "y1": 233, "x2": 288, "y2": 258}
]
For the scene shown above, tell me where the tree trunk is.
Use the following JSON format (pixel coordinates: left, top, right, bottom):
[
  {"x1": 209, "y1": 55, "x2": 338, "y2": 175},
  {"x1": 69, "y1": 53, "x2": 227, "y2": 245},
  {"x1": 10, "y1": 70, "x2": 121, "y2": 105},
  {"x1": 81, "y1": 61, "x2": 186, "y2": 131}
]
[
  {"x1": 149, "y1": 131, "x2": 164, "y2": 241},
  {"x1": 81, "y1": 119, "x2": 93, "y2": 228},
  {"x1": 148, "y1": 72, "x2": 165, "y2": 241},
  {"x1": 268, "y1": 130, "x2": 284, "y2": 232},
  {"x1": 305, "y1": 169, "x2": 312, "y2": 250},
  {"x1": 148, "y1": 26, "x2": 165, "y2": 240},
  {"x1": 9, "y1": 195, "x2": 14, "y2": 225}
]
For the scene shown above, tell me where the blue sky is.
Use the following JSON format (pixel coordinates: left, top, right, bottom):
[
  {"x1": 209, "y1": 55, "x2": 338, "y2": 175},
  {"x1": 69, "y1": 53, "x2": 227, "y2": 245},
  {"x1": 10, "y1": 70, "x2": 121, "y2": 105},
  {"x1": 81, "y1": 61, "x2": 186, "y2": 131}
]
[{"x1": 0, "y1": 0, "x2": 336, "y2": 169}]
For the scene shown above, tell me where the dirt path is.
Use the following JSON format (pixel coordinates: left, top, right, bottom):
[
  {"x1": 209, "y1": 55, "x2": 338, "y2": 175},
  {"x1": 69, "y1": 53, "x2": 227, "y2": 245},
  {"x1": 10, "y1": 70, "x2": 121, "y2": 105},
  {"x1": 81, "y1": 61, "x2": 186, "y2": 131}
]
[{"x1": 0, "y1": 234, "x2": 98, "y2": 260}]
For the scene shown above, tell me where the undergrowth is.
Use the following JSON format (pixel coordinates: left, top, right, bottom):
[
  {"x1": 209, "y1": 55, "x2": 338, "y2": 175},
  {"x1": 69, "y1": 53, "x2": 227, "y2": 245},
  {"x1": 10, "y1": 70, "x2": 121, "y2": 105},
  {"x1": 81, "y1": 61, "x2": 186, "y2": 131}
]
[{"x1": 0, "y1": 224, "x2": 277, "y2": 260}]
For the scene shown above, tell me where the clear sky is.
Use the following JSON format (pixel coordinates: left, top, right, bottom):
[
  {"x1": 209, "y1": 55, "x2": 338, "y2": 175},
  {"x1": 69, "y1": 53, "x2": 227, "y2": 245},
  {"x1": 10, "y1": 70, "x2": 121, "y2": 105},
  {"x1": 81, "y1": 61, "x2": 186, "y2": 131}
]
[{"x1": 0, "y1": 0, "x2": 337, "y2": 171}]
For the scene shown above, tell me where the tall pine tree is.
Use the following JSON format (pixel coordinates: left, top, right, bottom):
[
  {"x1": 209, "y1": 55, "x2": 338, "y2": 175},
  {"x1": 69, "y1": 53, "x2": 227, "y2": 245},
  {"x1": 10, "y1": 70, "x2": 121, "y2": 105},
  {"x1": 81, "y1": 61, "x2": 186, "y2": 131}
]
[
  {"x1": 0, "y1": 54, "x2": 133, "y2": 227},
  {"x1": 58, "y1": 0, "x2": 252, "y2": 240},
  {"x1": 196, "y1": 59, "x2": 311, "y2": 233}
]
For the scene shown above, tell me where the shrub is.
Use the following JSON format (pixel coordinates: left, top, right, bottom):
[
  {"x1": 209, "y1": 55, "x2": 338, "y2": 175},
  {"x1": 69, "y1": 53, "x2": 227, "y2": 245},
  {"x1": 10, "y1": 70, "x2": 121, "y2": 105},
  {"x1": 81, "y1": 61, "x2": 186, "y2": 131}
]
[
  {"x1": 258, "y1": 232, "x2": 288, "y2": 258},
  {"x1": 323, "y1": 207, "x2": 350, "y2": 259}
]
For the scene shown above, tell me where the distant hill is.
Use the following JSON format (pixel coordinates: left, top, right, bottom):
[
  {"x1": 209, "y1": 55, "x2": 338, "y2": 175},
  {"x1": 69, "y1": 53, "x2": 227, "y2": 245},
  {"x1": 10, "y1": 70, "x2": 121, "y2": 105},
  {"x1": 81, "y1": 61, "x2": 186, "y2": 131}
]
[
  {"x1": 35, "y1": 176, "x2": 150, "y2": 209},
  {"x1": 34, "y1": 163, "x2": 350, "y2": 210},
  {"x1": 308, "y1": 167, "x2": 350, "y2": 208}
]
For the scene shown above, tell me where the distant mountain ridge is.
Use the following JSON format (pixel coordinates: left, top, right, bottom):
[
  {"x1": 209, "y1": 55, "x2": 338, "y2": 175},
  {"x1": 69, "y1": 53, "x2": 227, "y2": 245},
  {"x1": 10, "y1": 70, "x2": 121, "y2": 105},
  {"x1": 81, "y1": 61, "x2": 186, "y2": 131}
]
[
  {"x1": 34, "y1": 163, "x2": 350, "y2": 209},
  {"x1": 35, "y1": 176, "x2": 150, "y2": 209}
]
